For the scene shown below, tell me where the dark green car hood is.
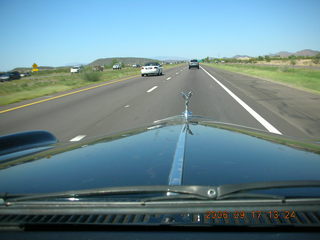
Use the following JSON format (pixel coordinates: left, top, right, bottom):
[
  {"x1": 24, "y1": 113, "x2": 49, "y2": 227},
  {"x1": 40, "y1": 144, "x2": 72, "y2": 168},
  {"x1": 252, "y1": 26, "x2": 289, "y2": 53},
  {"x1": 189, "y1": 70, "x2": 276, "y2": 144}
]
[{"x1": 0, "y1": 121, "x2": 319, "y2": 195}]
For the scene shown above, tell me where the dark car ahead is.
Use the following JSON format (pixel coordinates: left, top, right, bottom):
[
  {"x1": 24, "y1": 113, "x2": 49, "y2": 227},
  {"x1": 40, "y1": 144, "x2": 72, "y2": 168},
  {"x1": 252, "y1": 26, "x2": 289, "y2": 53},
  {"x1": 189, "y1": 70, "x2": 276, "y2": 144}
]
[
  {"x1": 189, "y1": 59, "x2": 199, "y2": 69},
  {"x1": 8, "y1": 71, "x2": 21, "y2": 80}
]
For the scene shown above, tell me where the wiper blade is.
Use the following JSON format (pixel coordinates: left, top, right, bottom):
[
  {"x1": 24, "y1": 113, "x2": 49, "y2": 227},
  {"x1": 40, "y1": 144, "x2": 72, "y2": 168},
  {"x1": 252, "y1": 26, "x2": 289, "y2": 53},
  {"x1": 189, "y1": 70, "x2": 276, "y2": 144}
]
[
  {"x1": 3, "y1": 185, "x2": 217, "y2": 203},
  {"x1": 141, "y1": 192, "x2": 284, "y2": 202},
  {"x1": 217, "y1": 180, "x2": 320, "y2": 199}
]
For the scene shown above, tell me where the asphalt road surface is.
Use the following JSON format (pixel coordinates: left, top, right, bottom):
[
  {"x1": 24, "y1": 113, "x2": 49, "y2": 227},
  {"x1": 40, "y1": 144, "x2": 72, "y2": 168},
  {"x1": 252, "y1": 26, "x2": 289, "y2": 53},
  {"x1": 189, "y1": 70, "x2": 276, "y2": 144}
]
[{"x1": 0, "y1": 65, "x2": 319, "y2": 142}]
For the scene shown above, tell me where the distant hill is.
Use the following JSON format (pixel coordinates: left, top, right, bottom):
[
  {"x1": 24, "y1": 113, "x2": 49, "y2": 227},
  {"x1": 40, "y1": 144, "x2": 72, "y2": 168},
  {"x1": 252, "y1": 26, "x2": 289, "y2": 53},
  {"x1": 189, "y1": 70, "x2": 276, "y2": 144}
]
[
  {"x1": 271, "y1": 51, "x2": 292, "y2": 57},
  {"x1": 271, "y1": 49, "x2": 319, "y2": 57},
  {"x1": 88, "y1": 57, "x2": 158, "y2": 66},
  {"x1": 295, "y1": 49, "x2": 319, "y2": 56},
  {"x1": 153, "y1": 56, "x2": 189, "y2": 61},
  {"x1": 229, "y1": 49, "x2": 320, "y2": 59},
  {"x1": 233, "y1": 55, "x2": 251, "y2": 59}
]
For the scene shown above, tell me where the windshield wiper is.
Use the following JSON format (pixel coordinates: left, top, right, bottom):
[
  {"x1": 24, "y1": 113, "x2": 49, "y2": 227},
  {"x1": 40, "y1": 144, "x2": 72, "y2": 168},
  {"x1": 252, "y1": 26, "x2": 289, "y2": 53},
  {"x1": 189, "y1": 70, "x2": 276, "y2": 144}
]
[
  {"x1": 141, "y1": 192, "x2": 285, "y2": 202},
  {"x1": 2, "y1": 180, "x2": 320, "y2": 203},
  {"x1": 142, "y1": 180, "x2": 320, "y2": 201},
  {"x1": 216, "y1": 180, "x2": 320, "y2": 200},
  {"x1": 2, "y1": 185, "x2": 215, "y2": 203}
]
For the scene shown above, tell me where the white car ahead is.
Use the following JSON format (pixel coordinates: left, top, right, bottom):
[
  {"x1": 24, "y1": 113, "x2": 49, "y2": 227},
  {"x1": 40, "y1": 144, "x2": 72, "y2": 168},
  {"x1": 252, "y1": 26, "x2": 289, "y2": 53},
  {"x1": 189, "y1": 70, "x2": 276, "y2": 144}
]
[{"x1": 141, "y1": 62, "x2": 163, "y2": 76}]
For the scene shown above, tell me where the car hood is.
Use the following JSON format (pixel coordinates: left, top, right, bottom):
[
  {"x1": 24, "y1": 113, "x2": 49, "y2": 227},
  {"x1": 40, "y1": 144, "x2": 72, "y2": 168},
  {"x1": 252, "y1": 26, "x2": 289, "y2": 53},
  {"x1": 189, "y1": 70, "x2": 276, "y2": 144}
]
[{"x1": 0, "y1": 119, "x2": 319, "y2": 195}]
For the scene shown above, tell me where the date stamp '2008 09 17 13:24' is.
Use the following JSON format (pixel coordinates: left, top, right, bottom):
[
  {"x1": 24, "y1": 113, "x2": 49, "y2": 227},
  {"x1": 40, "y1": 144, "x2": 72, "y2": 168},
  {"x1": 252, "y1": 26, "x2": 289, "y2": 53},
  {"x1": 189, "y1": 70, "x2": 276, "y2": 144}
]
[{"x1": 205, "y1": 210, "x2": 296, "y2": 220}]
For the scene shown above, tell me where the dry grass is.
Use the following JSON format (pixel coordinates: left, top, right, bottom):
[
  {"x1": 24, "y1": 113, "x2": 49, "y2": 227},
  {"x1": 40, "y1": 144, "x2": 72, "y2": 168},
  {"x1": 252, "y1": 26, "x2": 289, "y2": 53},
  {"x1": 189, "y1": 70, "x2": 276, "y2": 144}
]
[{"x1": 259, "y1": 59, "x2": 320, "y2": 67}]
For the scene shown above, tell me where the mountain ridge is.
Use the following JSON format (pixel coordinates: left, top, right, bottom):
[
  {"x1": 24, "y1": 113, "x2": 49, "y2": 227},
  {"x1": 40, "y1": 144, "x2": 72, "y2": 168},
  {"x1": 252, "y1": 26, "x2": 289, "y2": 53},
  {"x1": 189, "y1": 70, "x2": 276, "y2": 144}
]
[
  {"x1": 269, "y1": 49, "x2": 319, "y2": 57},
  {"x1": 232, "y1": 49, "x2": 319, "y2": 58},
  {"x1": 88, "y1": 57, "x2": 158, "y2": 66}
]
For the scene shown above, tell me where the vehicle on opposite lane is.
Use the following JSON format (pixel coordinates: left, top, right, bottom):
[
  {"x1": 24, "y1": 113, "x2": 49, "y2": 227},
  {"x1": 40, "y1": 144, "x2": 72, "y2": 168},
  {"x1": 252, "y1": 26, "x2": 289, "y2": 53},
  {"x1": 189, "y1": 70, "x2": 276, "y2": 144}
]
[
  {"x1": 0, "y1": 73, "x2": 10, "y2": 82},
  {"x1": 113, "y1": 64, "x2": 122, "y2": 70},
  {"x1": 8, "y1": 71, "x2": 21, "y2": 80},
  {"x1": 70, "y1": 66, "x2": 81, "y2": 73},
  {"x1": 141, "y1": 62, "x2": 163, "y2": 76},
  {"x1": 19, "y1": 72, "x2": 31, "y2": 77}
]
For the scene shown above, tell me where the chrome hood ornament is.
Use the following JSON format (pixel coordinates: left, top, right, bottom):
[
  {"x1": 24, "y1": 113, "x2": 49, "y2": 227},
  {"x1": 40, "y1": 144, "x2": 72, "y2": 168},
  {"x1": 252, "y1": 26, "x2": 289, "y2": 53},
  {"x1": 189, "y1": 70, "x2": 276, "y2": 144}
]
[
  {"x1": 168, "y1": 91, "x2": 194, "y2": 187},
  {"x1": 181, "y1": 91, "x2": 193, "y2": 121}
]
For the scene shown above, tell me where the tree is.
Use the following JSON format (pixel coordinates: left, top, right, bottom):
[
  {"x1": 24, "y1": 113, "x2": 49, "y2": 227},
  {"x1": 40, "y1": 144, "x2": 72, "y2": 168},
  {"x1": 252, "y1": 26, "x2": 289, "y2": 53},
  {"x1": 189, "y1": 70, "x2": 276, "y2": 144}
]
[
  {"x1": 264, "y1": 55, "x2": 271, "y2": 62},
  {"x1": 258, "y1": 56, "x2": 264, "y2": 61},
  {"x1": 111, "y1": 58, "x2": 118, "y2": 66},
  {"x1": 203, "y1": 56, "x2": 210, "y2": 63}
]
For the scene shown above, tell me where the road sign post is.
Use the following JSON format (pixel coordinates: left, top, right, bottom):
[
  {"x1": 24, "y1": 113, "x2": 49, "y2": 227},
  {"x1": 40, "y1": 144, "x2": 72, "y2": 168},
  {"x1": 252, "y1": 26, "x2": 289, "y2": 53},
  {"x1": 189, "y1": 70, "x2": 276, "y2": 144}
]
[{"x1": 32, "y1": 63, "x2": 39, "y2": 72}]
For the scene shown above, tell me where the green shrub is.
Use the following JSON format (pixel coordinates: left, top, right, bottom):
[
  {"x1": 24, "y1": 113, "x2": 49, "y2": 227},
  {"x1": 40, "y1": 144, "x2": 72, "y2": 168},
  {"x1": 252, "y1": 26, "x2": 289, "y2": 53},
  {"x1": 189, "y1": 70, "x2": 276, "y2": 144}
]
[
  {"x1": 313, "y1": 58, "x2": 320, "y2": 64},
  {"x1": 265, "y1": 56, "x2": 271, "y2": 62},
  {"x1": 81, "y1": 71, "x2": 102, "y2": 82},
  {"x1": 290, "y1": 59, "x2": 296, "y2": 65},
  {"x1": 312, "y1": 53, "x2": 320, "y2": 64}
]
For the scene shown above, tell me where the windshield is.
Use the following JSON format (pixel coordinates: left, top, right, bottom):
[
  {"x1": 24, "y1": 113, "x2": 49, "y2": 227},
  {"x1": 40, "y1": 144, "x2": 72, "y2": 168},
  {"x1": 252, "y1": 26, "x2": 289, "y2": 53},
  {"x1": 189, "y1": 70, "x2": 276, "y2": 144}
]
[{"x1": 0, "y1": 0, "x2": 320, "y2": 204}]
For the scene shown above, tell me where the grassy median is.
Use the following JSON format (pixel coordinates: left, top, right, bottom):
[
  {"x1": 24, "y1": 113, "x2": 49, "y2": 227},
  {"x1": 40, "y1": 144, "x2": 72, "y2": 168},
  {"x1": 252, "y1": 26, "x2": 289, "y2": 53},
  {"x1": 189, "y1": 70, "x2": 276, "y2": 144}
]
[
  {"x1": 203, "y1": 63, "x2": 320, "y2": 94},
  {"x1": 0, "y1": 64, "x2": 183, "y2": 106}
]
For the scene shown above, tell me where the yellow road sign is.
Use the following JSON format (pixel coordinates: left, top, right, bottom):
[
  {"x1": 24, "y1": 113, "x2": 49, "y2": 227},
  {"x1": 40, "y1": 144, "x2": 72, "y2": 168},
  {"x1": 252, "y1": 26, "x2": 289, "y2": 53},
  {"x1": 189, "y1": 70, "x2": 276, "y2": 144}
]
[{"x1": 32, "y1": 63, "x2": 38, "y2": 68}]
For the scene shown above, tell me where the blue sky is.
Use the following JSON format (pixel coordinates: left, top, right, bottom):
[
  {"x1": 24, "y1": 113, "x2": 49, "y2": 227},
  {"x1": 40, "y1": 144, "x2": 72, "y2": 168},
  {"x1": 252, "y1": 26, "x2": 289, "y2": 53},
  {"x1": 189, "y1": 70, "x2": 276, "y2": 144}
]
[{"x1": 0, "y1": 0, "x2": 319, "y2": 71}]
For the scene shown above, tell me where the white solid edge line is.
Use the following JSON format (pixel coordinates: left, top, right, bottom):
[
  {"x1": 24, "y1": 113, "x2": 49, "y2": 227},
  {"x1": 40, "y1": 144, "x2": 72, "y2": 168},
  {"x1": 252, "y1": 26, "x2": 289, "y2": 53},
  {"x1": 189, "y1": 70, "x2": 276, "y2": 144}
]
[
  {"x1": 146, "y1": 86, "x2": 158, "y2": 93},
  {"x1": 200, "y1": 66, "x2": 282, "y2": 135},
  {"x1": 70, "y1": 135, "x2": 86, "y2": 142}
]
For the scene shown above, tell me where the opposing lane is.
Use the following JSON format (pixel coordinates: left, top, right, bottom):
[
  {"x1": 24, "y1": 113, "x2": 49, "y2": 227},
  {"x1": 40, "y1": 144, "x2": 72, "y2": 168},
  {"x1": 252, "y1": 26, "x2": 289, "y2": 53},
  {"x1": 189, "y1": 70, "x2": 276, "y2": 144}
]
[{"x1": 0, "y1": 67, "x2": 184, "y2": 141}]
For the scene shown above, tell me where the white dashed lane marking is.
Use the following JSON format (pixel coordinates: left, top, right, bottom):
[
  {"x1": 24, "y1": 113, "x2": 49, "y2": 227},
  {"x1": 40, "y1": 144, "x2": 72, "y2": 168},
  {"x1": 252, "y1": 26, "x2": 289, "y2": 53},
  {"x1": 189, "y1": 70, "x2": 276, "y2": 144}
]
[
  {"x1": 124, "y1": 105, "x2": 130, "y2": 108},
  {"x1": 147, "y1": 125, "x2": 162, "y2": 130},
  {"x1": 146, "y1": 86, "x2": 158, "y2": 93},
  {"x1": 166, "y1": 77, "x2": 172, "y2": 80},
  {"x1": 70, "y1": 135, "x2": 86, "y2": 142}
]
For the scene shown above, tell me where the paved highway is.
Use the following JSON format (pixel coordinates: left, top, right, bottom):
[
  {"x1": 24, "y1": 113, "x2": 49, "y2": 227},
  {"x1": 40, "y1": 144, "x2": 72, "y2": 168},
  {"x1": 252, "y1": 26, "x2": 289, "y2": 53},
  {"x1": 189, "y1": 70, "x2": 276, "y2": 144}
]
[{"x1": 0, "y1": 65, "x2": 319, "y2": 142}]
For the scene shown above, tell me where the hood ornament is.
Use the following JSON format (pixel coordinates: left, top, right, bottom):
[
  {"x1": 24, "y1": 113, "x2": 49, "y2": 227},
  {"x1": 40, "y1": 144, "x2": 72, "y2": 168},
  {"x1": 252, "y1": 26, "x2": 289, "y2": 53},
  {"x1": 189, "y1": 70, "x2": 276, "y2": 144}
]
[
  {"x1": 181, "y1": 91, "x2": 193, "y2": 121},
  {"x1": 167, "y1": 91, "x2": 193, "y2": 187}
]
